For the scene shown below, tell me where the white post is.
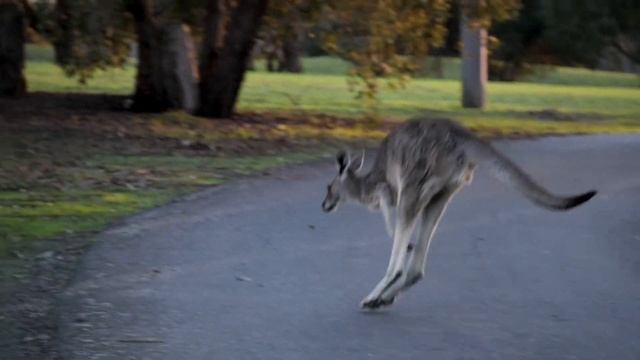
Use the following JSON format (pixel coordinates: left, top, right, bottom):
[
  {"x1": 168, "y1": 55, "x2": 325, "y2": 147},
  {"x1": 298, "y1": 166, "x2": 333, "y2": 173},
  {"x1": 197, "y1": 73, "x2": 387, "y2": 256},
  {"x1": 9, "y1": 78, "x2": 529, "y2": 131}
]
[{"x1": 461, "y1": 16, "x2": 487, "y2": 108}]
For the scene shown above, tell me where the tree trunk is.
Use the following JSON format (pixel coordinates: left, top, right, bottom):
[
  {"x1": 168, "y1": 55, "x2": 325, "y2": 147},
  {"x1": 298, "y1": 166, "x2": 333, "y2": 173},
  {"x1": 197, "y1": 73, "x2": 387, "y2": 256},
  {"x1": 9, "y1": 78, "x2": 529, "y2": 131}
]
[
  {"x1": 131, "y1": 8, "x2": 165, "y2": 111},
  {"x1": 199, "y1": 0, "x2": 226, "y2": 98},
  {"x1": 278, "y1": 30, "x2": 303, "y2": 73},
  {"x1": 198, "y1": 0, "x2": 269, "y2": 118},
  {"x1": 461, "y1": 17, "x2": 487, "y2": 108},
  {"x1": 52, "y1": 0, "x2": 73, "y2": 66},
  {"x1": 261, "y1": 30, "x2": 280, "y2": 72},
  {"x1": 266, "y1": 52, "x2": 279, "y2": 71},
  {"x1": 129, "y1": 0, "x2": 197, "y2": 112},
  {"x1": 0, "y1": 1, "x2": 26, "y2": 97}
]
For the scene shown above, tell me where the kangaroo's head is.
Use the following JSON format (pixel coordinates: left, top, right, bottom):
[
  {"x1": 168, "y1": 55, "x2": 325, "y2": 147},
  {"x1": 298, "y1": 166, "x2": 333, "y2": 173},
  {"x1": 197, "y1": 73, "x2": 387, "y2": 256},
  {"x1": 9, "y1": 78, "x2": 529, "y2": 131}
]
[{"x1": 322, "y1": 150, "x2": 364, "y2": 213}]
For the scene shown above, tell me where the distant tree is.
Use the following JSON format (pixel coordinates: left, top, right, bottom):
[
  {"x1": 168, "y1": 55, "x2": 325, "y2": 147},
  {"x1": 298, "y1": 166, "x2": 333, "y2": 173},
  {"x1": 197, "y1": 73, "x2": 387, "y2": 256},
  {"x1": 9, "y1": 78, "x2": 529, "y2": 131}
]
[
  {"x1": 0, "y1": 0, "x2": 26, "y2": 97},
  {"x1": 275, "y1": 8, "x2": 303, "y2": 73},
  {"x1": 25, "y1": 0, "x2": 53, "y2": 36},
  {"x1": 433, "y1": 2, "x2": 462, "y2": 57},
  {"x1": 488, "y1": 0, "x2": 639, "y2": 80},
  {"x1": 53, "y1": 0, "x2": 200, "y2": 111},
  {"x1": 489, "y1": 0, "x2": 544, "y2": 81},
  {"x1": 321, "y1": 0, "x2": 520, "y2": 110},
  {"x1": 261, "y1": 0, "x2": 301, "y2": 72},
  {"x1": 605, "y1": 0, "x2": 640, "y2": 65},
  {"x1": 322, "y1": 0, "x2": 452, "y2": 110},
  {"x1": 53, "y1": 0, "x2": 132, "y2": 83},
  {"x1": 260, "y1": 0, "x2": 321, "y2": 73},
  {"x1": 50, "y1": 0, "x2": 269, "y2": 117},
  {"x1": 258, "y1": 28, "x2": 281, "y2": 72},
  {"x1": 542, "y1": 0, "x2": 640, "y2": 67}
]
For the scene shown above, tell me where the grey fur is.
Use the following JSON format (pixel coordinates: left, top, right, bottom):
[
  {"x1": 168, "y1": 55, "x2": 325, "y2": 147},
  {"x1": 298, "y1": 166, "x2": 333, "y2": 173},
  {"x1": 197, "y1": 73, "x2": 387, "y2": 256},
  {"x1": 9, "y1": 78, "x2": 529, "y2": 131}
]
[{"x1": 321, "y1": 118, "x2": 596, "y2": 309}]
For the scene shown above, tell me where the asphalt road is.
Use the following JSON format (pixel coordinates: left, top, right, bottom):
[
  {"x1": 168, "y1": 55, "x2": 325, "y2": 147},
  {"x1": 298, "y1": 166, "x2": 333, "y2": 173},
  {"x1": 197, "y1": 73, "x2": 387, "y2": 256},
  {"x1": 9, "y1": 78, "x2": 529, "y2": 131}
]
[{"x1": 58, "y1": 135, "x2": 640, "y2": 360}]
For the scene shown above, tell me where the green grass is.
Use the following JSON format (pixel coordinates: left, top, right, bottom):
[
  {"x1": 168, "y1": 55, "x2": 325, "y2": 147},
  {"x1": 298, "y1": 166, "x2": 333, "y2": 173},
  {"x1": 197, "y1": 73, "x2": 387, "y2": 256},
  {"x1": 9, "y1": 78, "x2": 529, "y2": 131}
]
[
  {"x1": 87, "y1": 153, "x2": 320, "y2": 179},
  {"x1": 523, "y1": 66, "x2": 640, "y2": 88},
  {"x1": 237, "y1": 72, "x2": 640, "y2": 118},
  {"x1": 25, "y1": 45, "x2": 640, "y2": 128},
  {"x1": 27, "y1": 60, "x2": 135, "y2": 95},
  {"x1": 25, "y1": 61, "x2": 640, "y2": 134},
  {"x1": 252, "y1": 55, "x2": 640, "y2": 88},
  {"x1": 235, "y1": 72, "x2": 640, "y2": 137},
  {"x1": 0, "y1": 190, "x2": 176, "y2": 256},
  {"x1": 28, "y1": 54, "x2": 637, "y2": 95},
  {"x1": 0, "y1": 151, "x2": 324, "y2": 257}
]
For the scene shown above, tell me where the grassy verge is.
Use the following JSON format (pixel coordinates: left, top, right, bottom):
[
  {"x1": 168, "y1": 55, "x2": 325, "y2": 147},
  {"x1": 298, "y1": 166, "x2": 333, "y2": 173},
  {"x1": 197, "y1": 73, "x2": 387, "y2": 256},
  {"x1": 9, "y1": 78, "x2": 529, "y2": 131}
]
[
  {"x1": 26, "y1": 45, "x2": 640, "y2": 134},
  {"x1": 0, "y1": 97, "x2": 372, "y2": 267},
  {"x1": 0, "y1": 152, "x2": 323, "y2": 262}
]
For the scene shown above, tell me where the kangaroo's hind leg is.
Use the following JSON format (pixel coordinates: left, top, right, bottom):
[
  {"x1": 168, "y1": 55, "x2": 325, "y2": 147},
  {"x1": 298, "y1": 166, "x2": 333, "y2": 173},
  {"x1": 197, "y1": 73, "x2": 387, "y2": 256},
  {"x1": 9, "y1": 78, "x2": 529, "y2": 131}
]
[
  {"x1": 360, "y1": 189, "x2": 422, "y2": 309},
  {"x1": 377, "y1": 184, "x2": 459, "y2": 302},
  {"x1": 400, "y1": 184, "x2": 460, "y2": 291}
]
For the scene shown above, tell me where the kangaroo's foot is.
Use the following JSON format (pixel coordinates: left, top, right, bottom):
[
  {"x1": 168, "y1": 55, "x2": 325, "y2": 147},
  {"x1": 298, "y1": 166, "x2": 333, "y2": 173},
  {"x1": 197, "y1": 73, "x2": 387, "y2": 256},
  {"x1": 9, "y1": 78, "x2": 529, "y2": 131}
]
[
  {"x1": 361, "y1": 296, "x2": 395, "y2": 309},
  {"x1": 360, "y1": 271, "x2": 403, "y2": 309},
  {"x1": 376, "y1": 263, "x2": 424, "y2": 305}
]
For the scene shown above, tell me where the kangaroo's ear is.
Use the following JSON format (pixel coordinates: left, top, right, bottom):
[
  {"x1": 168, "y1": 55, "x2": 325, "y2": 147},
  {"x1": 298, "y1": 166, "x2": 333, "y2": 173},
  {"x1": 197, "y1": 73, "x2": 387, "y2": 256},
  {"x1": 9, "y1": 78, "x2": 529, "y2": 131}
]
[
  {"x1": 349, "y1": 150, "x2": 365, "y2": 172},
  {"x1": 336, "y1": 151, "x2": 349, "y2": 174}
]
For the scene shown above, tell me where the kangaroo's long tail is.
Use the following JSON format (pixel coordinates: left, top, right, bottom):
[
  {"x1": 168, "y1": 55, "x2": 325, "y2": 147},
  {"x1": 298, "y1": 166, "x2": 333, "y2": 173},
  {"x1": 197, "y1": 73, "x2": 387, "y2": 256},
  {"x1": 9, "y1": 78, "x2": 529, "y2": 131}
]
[{"x1": 462, "y1": 136, "x2": 596, "y2": 211}]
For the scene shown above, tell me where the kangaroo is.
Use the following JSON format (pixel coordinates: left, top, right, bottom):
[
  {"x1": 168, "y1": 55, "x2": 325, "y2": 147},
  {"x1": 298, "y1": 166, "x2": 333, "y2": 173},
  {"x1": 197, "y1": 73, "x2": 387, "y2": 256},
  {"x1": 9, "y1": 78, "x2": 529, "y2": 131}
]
[{"x1": 321, "y1": 118, "x2": 596, "y2": 309}]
